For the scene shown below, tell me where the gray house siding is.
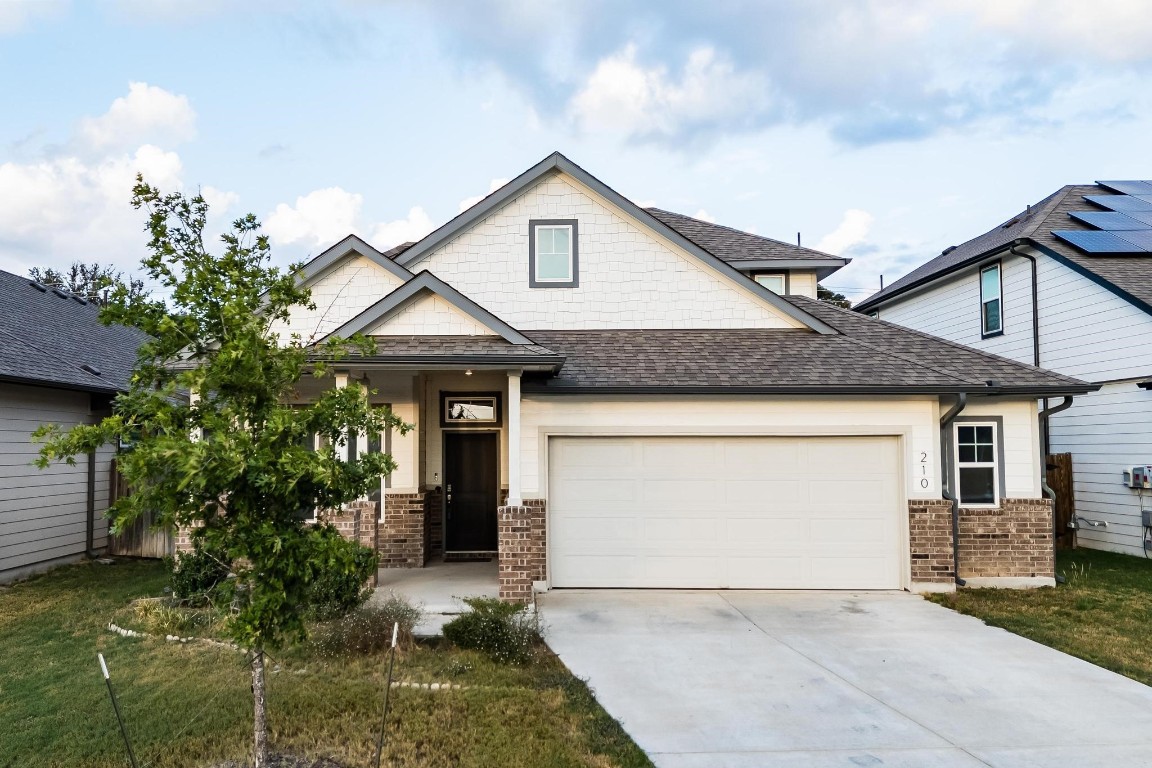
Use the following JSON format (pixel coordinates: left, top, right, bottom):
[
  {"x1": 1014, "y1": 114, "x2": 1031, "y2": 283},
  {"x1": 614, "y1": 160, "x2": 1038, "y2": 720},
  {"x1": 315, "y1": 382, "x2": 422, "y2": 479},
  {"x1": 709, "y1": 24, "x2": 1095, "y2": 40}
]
[
  {"x1": 0, "y1": 381, "x2": 113, "y2": 583},
  {"x1": 874, "y1": 245, "x2": 1152, "y2": 556}
]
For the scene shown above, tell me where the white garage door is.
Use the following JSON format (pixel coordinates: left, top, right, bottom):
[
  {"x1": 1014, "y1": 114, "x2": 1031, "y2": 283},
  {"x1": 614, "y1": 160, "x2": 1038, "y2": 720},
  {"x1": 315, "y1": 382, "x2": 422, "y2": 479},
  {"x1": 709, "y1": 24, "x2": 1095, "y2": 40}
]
[{"x1": 548, "y1": 436, "x2": 903, "y2": 589}]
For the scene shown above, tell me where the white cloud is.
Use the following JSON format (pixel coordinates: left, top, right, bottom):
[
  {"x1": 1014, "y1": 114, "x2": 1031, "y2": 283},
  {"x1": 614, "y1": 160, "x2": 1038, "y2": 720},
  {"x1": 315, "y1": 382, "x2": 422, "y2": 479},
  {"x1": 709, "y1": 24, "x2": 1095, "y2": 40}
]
[
  {"x1": 75, "y1": 82, "x2": 197, "y2": 153},
  {"x1": 692, "y1": 209, "x2": 716, "y2": 223},
  {"x1": 369, "y1": 207, "x2": 434, "y2": 249},
  {"x1": 816, "y1": 209, "x2": 874, "y2": 256},
  {"x1": 958, "y1": 0, "x2": 1152, "y2": 62},
  {"x1": 457, "y1": 177, "x2": 510, "y2": 212},
  {"x1": 265, "y1": 187, "x2": 363, "y2": 248},
  {"x1": 0, "y1": 0, "x2": 64, "y2": 34},
  {"x1": 569, "y1": 44, "x2": 771, "y2": 142}
]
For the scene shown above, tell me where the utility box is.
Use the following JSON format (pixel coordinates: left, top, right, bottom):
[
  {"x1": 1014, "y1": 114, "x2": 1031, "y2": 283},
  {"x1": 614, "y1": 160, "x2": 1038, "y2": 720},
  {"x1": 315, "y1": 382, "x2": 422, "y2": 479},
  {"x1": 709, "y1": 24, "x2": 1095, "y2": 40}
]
[
  {"x1": 1144, "y1": 510, "x2": 1152, "y2": 528},
  {"x1": 1124, "y1": 466, "x2": 1152, "y2": 488}
]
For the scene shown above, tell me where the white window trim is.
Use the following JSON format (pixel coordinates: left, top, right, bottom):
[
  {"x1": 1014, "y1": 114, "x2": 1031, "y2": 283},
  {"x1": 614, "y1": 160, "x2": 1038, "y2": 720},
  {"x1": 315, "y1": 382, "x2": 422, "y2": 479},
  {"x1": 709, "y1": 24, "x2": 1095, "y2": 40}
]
[
  {"x1": 980, "y1": 262, "x2": 1002, "y2": 337},
  {"x1": 954, "y1": 422, "x2": 1000, "y2": 508},
  {"x1": 752, "y1": 272, "x2": 787, "y2": 294}
]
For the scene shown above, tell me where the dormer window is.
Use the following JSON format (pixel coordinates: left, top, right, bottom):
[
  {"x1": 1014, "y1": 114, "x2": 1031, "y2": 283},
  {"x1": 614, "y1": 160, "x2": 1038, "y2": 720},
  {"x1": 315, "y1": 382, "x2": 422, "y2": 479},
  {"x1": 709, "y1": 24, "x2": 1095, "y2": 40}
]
[
  {"x1": 530, "y1": 219, "x2": 579, "y2": 288},
  {"x1": 752, "y1": 272, "x2": 787, "y2": 294}
]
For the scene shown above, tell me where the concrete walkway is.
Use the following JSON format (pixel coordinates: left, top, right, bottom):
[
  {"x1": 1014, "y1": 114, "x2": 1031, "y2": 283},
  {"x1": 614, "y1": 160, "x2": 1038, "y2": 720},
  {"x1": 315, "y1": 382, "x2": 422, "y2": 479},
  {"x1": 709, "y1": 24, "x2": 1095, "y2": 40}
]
[
  {"x1": 372, "y1": 559, "x2": 498, "y2": 636},
  {"x1": 539, "y1": 590, "x2": 1152, "y2": 768}
]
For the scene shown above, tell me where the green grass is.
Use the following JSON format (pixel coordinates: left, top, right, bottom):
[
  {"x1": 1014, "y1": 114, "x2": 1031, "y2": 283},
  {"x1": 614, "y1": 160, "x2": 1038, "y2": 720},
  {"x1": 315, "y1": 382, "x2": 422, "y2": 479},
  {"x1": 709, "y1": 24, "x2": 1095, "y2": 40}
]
[
  {"x1": 928, "y1": 548, "x2": 1152, "y2": 686},
  {"x1": 0, "y1": 560, "x2": 651, "y2": 768}
]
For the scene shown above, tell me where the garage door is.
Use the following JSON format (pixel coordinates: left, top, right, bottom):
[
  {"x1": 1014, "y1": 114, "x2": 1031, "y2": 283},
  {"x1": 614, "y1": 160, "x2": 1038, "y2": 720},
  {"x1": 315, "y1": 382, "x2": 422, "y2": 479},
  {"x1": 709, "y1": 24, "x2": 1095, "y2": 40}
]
[{"x1": 548, "y1": 436, "x2": 903, "y2": 589}]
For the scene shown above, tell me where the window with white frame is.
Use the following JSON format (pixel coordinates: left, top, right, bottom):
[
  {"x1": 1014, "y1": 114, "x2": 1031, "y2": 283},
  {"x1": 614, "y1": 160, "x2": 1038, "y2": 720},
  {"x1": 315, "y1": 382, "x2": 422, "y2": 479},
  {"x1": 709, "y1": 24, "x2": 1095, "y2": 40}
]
[
  {"x1": 753, "y1": 272, "x2": 786, "y2": 294},
  {"x1": 980, "y1": 262, "x2": 1002, "y2": 336},
  {"x1": 955, "y1": 423, "x2": 998, "y2": 506},
  {"x1": 530, "y1": 219, "x2": 578, "y2": 287}
]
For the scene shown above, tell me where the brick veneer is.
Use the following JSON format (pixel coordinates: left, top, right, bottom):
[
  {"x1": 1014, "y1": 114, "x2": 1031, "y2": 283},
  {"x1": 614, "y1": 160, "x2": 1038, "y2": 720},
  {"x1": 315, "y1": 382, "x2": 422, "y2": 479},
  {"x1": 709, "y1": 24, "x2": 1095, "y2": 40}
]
[
  {"x1": 498, "y1": 500, "x2": 546, "y2": 603},
  {"x1": 958, "y1": 498, "x2": 1053, "y2": 579},
  {"x1": 378, "y1": 492, "x2": 427, "y2": 568},
  {"x1": 908, "y1": 497, "x2": 1054, "y2": 585},
  {"x1": 908, "y1": 498, "x2": 955, "y2": 584}
]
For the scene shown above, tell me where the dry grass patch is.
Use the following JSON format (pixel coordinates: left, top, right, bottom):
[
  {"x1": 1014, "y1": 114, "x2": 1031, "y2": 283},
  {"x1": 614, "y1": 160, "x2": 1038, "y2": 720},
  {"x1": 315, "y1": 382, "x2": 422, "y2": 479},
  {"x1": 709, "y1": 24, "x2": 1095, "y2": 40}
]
[{"x1": 928, "y1": 548, "x2": 1152, "y2": 686}]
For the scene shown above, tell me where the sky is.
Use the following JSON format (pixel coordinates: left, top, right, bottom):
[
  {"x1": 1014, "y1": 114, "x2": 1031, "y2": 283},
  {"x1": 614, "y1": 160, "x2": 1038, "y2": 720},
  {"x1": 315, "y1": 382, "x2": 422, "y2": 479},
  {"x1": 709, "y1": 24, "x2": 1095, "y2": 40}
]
[{"x1": 2, "y1": 0, "x2": 1152, "y2": 304}]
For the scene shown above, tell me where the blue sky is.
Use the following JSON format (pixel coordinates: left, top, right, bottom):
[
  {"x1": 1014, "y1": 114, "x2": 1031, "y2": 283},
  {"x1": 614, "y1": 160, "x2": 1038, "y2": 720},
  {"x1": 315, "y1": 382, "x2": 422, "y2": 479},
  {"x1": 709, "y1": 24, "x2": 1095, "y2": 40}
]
[{"x1": 2, "y1": 0, "x2": 1151, "y2": 303}]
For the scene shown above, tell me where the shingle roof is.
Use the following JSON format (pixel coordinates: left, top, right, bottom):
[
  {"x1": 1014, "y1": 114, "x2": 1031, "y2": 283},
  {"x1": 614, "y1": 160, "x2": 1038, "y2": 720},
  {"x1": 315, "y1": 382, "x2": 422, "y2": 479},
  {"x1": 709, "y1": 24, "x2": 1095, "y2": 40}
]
[
  {"x1": 645, "y1": 207, "x2": 847, "y2": 267},
  {"x1": 0, "y1": 268, "x2": 148, "y2": 393},
  {"x1": 521, "y1": 298, "x2": 1092, "y2": 395},
  {"x1": 343, "y1": 335, "x2": 562, "y2": 364},
  {"x1": 857, "y1": 184, "x2": 1152, "y2": 312}
]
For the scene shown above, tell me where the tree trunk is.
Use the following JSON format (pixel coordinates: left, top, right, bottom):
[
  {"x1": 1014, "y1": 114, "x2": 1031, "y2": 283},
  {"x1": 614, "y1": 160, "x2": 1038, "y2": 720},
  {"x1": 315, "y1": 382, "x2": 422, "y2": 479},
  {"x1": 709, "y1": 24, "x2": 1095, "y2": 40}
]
[{"x1": 252, "y1": 649, "x2": 268, "y2": 768}]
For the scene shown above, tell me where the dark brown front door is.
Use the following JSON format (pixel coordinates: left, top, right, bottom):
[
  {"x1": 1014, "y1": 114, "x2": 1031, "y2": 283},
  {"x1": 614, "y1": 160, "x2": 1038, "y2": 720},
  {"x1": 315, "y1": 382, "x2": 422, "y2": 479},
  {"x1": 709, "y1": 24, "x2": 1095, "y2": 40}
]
[{"x1": 444, "y1": 431, "x2": 498, "y2": 552}]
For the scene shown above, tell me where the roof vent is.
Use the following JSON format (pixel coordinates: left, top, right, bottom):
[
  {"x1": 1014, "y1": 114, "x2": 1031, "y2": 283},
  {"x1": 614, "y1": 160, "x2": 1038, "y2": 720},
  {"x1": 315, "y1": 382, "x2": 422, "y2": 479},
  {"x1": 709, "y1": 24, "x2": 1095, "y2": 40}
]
[
  {"x1": 80, "y1": 364, "x2": 102, "y2": 377},
  {"x1": 52, "y1": 287, "x2": 69, "y2": 298},
  {"x1": 28, "y1": 281, "x2": 48, "y2": 292},
  {"x1": 941, "y1": 245, "x2": 957, "y2": 256},
  {"x1": 1001, "y1": 217, "x2": 1020, "y2": 229},
  {"x1": 985, "y1": 379, "x2": 997, "y2": 387},
  {"x1": 71, "y1": 295, "x2": 88, "y2": 305}
]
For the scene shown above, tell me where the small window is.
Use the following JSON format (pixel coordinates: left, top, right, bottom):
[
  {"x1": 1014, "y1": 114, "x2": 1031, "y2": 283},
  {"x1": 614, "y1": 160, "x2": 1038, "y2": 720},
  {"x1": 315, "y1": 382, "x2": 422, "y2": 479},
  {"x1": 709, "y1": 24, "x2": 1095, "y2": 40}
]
[
  {"x1": 955, "y1": 424, "x2": 998, "y2": 506},
  {"x1": 868, "y1": 310, "x2": 879, "y2": 320},
  {"x1": 980, "y1": 263, "x2": 1002, "y2": 336},
  {"x1": 753, "y1": 272, "x2": 786, "y2": 294},
  {"x1": 530, "y1": 219, "x2": 578, "y2": 288}
]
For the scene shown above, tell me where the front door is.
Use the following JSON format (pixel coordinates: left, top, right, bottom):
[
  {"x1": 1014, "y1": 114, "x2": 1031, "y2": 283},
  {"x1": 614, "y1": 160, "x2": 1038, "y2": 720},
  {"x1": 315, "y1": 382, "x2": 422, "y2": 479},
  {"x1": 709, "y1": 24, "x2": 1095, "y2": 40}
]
[{"x1": 444, "y1": 431, "x2": 498, "y2": 552}]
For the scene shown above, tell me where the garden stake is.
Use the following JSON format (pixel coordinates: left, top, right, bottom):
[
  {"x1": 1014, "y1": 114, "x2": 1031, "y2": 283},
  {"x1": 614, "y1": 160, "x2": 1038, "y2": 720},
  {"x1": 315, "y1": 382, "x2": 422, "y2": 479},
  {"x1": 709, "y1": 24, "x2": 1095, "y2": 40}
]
[
  {"x1": 372, "y1": 622, "x2": 400, "y2": 768},
  {"x1": 98, "y1": 653, "x2": 140, "y2": 768}
]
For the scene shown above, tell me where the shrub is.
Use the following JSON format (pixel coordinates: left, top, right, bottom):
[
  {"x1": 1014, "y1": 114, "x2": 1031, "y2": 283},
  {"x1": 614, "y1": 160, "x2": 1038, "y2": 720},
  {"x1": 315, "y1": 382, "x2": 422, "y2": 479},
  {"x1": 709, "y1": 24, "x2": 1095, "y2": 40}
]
[
  {"x1": 309, "y1": 595, "x2": 424, "y2": 657},
  {"x1": 305, "y1": 534, "x2": 379, "y2": 621},
  {"x1": 131, "y1": 597, "x2": 222, "y2": 636},
  {"x1": 166, "y1": 544, "x2": 230, "y2": 604},
  {"x1": 442, "y1": 596, "x2": 542, "y2": 664}
]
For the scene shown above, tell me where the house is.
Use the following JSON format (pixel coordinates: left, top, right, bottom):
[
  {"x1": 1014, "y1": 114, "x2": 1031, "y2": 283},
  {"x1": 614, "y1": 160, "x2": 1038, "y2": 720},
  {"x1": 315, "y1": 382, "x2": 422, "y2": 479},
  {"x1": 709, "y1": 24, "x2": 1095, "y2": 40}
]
[
  {"x1": 272, "y1": 152, "x2": 1093, "y2": 601},
  {"x1": 856, "y1": 181, "x2": 1152, "y2": 558},
  {"x1": 0, "y1": 268, "x2": 149, "y2": 583}
]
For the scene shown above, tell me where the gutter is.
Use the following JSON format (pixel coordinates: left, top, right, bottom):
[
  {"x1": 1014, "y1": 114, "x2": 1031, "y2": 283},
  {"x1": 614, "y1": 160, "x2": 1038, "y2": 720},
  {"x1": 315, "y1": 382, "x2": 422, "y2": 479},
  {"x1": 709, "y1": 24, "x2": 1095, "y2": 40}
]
[
  {"x1": 940, "y1": 393, "x2": 968, "y2": 586},
  {"x1": 1038, "y1": 396, "x2": 1076, "y2": 584},
  {"x1": 521, "y1": 384, "x2": 1099, "y2": 397}
]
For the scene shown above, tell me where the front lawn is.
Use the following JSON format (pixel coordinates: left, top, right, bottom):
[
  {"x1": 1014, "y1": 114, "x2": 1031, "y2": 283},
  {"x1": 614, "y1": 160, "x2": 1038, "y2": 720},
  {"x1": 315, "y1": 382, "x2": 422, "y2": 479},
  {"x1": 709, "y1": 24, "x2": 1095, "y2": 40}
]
[
  {"x1": 929, "y1": 548, "x2": 1152, "y2": 686},
  {"x1": 0, "y1": 560, "x2": 650, "y2": 768}
]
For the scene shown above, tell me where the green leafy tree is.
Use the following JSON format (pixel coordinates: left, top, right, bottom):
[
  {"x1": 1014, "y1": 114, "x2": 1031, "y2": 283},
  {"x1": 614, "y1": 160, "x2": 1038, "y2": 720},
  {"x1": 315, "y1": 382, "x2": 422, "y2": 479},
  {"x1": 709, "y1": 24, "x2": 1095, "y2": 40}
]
[
  {"x1": 817, "y1": 283, "x2": 852, "y2": 309},
  {"x1": 28, "y1": 261, "x2": 147, "y2": 306},
  {"x1": 34, "y1": 178, "x2": 407, "y2": 767}
]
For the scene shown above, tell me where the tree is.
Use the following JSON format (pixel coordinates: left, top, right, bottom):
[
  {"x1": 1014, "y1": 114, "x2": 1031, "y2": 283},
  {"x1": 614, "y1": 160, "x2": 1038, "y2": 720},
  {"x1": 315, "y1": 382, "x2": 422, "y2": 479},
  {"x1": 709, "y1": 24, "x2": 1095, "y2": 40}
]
[
  {"x1": 817, "y1": 284, "x2": 852, "y2": 309},
  {"x1": 28, "y1": 261, "x2": 147, "y2": 306},
  {"x1": 34, "y1": 178, "x2": 407, "y2": 767}
]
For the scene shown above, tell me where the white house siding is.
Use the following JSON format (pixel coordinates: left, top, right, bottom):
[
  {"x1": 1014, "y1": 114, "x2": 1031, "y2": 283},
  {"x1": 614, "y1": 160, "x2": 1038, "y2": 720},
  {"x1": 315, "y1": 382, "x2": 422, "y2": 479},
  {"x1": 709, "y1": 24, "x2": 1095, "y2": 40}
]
[
  {"x1": 876, "y1": 246, "x2": 1152, "y2": 554},
  {"x1": 0, "y1": 382, "x2": 113, "y2": 582},
  {"x1": 411, "y1": 173, "x2": 805, "y2": 330},
  {"x1": 788, "y1": 271, "x2": 818, "y2": 299},
  {"x1": 520, "y1": 395, "x2": 950, "y2": 501},
  {"x1": 365, "y1": 293, "x2": 491, "y2": 336},
  {"x1": 272, "y1": 255, "x2": 406, "y2": 342}
]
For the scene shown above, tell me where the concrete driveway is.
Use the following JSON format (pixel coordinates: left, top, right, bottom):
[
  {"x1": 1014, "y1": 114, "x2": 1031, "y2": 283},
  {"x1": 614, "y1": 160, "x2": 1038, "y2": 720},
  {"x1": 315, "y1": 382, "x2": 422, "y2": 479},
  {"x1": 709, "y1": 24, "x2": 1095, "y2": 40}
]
[{"x1": 539, "y1": 590, "x2": 1152, "y2": 768}]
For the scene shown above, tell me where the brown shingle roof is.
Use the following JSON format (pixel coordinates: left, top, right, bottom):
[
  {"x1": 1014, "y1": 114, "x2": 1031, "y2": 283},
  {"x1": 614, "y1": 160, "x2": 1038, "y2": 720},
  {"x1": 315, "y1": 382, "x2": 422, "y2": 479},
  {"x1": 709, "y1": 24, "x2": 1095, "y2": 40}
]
[{"x1": 645, "y1": 207, "x2": 845, "y2": 265}]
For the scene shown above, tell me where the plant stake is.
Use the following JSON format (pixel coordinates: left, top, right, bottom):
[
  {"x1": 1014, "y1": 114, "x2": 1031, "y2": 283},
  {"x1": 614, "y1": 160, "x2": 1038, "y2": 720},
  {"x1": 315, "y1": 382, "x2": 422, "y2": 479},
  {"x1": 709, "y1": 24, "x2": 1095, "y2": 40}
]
[
  {"x1": 373, "y1": 622, "x2": 400, "y2": 768},
  {"x1": 98, "y1": 653, "x2": 140, "y2": 768}
]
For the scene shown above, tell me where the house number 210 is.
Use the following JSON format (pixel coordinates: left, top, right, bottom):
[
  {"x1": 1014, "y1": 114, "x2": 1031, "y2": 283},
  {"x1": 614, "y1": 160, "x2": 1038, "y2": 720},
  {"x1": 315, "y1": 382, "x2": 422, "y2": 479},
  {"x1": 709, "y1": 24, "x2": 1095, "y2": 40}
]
[{"x1": 919, "y1": 451, "x2": 929, "y2": 488}]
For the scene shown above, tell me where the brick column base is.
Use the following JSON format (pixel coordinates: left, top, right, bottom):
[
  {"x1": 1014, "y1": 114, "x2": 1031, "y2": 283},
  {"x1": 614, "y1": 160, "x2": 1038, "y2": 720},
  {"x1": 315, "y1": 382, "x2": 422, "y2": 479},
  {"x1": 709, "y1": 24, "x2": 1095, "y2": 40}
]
[
  {"x1": 908, "y1": 499, "x2": 955, "y2": 587},
  {"x1": 498, "y1": 500, "x2": 546, "y2": 603},
  {"x1": 377, "y1": 492, "x2": 427, "y2": 568},
  {"x1": 959, "y1": 498, "x2": 1053, "y2": 579}
]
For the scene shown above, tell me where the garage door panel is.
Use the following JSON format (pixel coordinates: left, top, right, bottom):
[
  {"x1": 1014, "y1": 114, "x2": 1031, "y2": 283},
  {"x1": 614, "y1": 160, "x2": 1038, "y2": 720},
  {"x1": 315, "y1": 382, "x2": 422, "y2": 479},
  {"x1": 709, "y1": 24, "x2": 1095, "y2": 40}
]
[{"x1": 549, "y1": 436, "x2": 903, "y2": 589}]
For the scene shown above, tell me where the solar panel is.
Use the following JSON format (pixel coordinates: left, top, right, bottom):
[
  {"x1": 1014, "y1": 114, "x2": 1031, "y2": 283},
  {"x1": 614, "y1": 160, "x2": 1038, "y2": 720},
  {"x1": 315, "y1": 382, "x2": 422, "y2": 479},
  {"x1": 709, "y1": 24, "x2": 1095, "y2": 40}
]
[
  {"x1": 1053, "y1": 230, "x2": 1148, "y2": 253},
  {"x1": 1122, "y1": 211, "x2": 1152, "y2": 226},
  {"x1": 1084, "y1": 194, "x2": 1152, "y2": 213},
  {"x1": 1114, "y1": 230, "x2": 1152, "y2": 251},
  {"x1": 1068, "y1": 211, "x2": 1147, "y2": 230},
  {"x1": 1097, "y1": 180, "x2": 1152, "y2": 196}
]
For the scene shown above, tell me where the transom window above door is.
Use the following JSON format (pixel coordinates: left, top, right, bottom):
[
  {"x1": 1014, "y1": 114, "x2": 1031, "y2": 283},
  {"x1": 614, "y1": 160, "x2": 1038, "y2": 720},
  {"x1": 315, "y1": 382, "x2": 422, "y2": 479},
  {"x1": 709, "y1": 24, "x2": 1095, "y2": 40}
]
[{"x1": 530, "y1": 219, "x2": 579, "y2": 288}]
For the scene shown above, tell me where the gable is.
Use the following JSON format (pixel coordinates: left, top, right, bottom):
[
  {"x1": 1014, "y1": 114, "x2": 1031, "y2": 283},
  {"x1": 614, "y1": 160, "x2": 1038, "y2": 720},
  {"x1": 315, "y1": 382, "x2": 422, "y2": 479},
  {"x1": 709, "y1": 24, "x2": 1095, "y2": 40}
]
[
  {"x1": 364, "y1": 291, "x2": 493, "y2": 336},
  {"x1": 406, "y1": 171, "x2": 808, "y2": 330},
  {"x1": 271, "y1": 254, "x2": 407, "y2": 343}
]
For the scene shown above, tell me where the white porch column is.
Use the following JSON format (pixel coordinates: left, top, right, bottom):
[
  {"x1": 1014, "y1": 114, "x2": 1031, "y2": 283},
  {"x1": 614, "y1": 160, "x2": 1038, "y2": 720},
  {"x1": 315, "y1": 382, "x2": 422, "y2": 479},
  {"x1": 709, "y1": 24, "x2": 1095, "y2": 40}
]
[
  {"x1": 334, "y1": 372, "x2": 349, "y2": 461},
  {"x1": 507, "y1": 371, "x2": 522, "y2": 507}
]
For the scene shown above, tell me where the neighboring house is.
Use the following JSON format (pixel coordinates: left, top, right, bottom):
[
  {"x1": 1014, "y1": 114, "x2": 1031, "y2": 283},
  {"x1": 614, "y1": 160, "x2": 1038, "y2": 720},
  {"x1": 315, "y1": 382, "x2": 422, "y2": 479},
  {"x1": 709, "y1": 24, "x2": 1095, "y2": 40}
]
[
  {"x1": 857, "y1": 180, "x2": 1152, "y2": 558},
  {"x1": 0, "y1": 269, "x2": 148, "y2": 583},
  {"x1": 271, "y1": 152, "x2": 1092, "y2": 601}
]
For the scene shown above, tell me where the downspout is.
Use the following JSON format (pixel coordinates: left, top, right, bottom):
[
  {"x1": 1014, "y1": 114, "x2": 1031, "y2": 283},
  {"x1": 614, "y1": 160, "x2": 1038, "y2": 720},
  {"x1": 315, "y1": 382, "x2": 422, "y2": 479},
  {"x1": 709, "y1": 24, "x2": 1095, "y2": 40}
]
[
  {"x1": 1039, "y1": 396, "x2": 1075, "y2": 584},
  {"x1": 940, "y1": 393, "x2": 968, "y2": 586},
  {"x1": 1011, "y1": 242, "x2": 1047, "y2": 451}
]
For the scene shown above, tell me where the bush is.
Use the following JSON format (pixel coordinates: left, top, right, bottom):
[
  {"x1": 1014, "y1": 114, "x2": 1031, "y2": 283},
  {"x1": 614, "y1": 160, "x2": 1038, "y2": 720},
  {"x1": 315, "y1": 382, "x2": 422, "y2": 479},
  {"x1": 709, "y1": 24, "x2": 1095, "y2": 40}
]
[
  {"x1": 442, "y1": 596, "x2": 541, "y2": 664},
  {"x1": 309, "y1": 595, "x2": 424, "y2": 657},
  {"x1": 131, "y1": 597, "x2": 222, "y2": 636},
  {"x1": 305, "y1": 534, "x2": 378, "y2": 621},
  {"x1": 166, "y1": 544, "x2": 230, "y2": 604}
]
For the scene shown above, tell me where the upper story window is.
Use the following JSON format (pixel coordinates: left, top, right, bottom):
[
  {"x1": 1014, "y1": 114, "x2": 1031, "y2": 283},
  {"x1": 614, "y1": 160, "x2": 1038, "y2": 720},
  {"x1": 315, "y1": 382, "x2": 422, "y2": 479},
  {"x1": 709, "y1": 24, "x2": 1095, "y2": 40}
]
[
  {"x1": 530, "y1": 219, "x2": 579, "y2": 288},
  {"x1": 752, "y1": 272, "x2": 787, "y2": 294},
  {"x1": 955, "y1": 423, "x2": 999, "y2": 507},
  {"x1": 980, "y1": 262, "x2": 1002, "y2": 337}
]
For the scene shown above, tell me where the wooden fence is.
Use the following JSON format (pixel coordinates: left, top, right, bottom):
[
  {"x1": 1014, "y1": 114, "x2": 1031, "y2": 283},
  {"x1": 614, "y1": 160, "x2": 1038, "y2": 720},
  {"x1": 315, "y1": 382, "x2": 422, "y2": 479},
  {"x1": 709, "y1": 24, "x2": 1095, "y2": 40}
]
[
  {"x1": 104, "y1": 459, "x2": 172, "y2": 559},
  {"x1": 1045, "y1": 452, "x2": 1076, "y2": 549}
]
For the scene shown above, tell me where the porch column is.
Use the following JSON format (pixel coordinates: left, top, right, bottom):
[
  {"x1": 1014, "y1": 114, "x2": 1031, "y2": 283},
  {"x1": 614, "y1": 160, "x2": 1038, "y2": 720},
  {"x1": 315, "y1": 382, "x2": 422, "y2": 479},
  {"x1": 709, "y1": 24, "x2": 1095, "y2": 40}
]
[
  {"x1": 507, "y1": 371, "x2": 522, "y2": 507},
  {"x1": 334, "y1": 371, "x2": 350, "y2": 461}
]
